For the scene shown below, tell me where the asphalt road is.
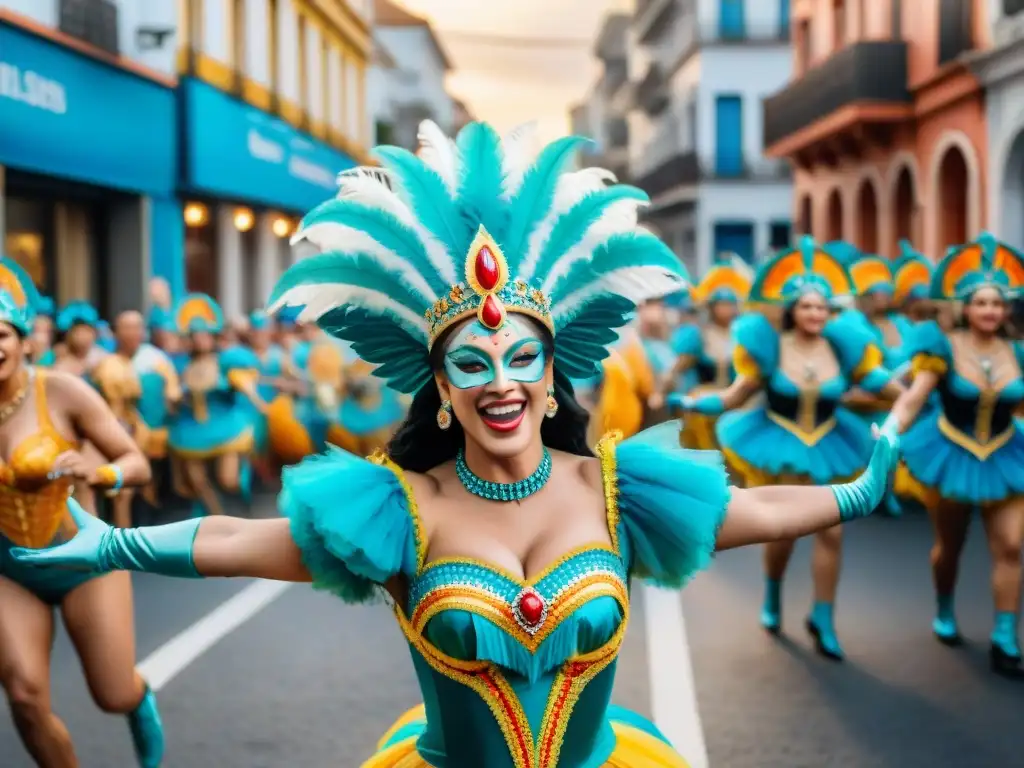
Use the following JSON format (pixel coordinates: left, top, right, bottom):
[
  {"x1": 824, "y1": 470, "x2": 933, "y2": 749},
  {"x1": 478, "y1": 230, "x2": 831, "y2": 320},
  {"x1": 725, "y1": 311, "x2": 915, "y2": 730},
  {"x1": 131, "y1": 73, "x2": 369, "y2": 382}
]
[{"x1": 0, "y1": 503, "x2": 1020, "y2": 767}]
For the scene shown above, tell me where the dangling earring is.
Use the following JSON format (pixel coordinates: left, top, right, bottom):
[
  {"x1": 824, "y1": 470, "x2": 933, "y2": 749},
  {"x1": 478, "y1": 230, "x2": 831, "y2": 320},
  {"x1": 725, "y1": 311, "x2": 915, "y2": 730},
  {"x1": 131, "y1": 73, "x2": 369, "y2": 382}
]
[
  {"x1": 437, "y1": 399, "x2": 453, "y2": 430},
  {"x1": 545, "y1": 387, "x2": 558, "y2": 419}
]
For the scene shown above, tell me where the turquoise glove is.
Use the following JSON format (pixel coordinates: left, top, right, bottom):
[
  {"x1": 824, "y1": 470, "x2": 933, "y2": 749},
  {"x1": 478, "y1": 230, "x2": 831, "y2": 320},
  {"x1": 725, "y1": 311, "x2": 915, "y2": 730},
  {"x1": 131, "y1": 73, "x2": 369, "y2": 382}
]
[
  {"x1": 879, "y1": 412, "x2": 901, "y2": 440},
  {"x1": 666, "y1": 392, "x2": 688, "y2": 412},
  {"x1": 10, "y1": 499, "x2": 203, "y2": 578},
  {"x1": 830, "y1": 430, "x2": 899, "y2": 522},
  {"x1": 666, "y1": 393, "x2": 724, "y2": 415}
]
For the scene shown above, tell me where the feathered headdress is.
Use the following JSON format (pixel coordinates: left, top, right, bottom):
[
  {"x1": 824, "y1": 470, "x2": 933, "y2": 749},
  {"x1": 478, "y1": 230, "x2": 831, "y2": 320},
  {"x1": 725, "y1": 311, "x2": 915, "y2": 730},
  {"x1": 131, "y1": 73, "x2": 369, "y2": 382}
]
[
  {"x1": 747, "y1": 235, "x2": 854, "y2": 306},
  {"x1": 0, "y1": 258, "x2": 41, "y2": 335},
  {"x1": 822, "y1": 240, "x2": 860, "y2": 268},
  {"x1": 56, "y1": 300, "x2": 99, "y2": 334},
  {"x1": 931, "y1": 232, "x2": 1024, "y2": 301},
  {"x1": 849, "y1": 254, "x2": 894, "y2": 296},
  {"x1": 36, "y1": 295, "x2": 55, "y2": 318},
  {"x1": 691, "y1": 252, "x2": 753, "y2": 305},
  {"x1": 892, "y1": 240, "x2": 932, "y2": 306},
  {"x1": 173, "y1": 293, "x2": 224, "y2": 335},
  {"x1": 269, "y1": 120, "x2": 688, "y2": 394}
]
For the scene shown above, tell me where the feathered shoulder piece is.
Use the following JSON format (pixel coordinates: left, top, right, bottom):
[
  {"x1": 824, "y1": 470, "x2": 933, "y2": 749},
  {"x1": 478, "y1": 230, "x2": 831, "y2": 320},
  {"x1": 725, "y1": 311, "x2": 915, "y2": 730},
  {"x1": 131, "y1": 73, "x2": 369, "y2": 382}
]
[
  {"x1": 931, "y1": 232, "x2": 1024, "y2": 301},
  {"x1": 0, "y1": 257, "x2": 40, "y2": 335},
  {"x1": 747, "y1": 235, "x2": 853, "y2": 306},
  {"x1": 849, "y1": 254, "x2": 894, "y2": 297},
  {"x1": 269, "y1": 120, "x2": 689, "y2": 394},
  {"x1": 174, "y1": 293, "x2": 224, "y2": 335},
  {"x1": 892, "y1": 240, "x2": 932, "y2": 305},
  {"x1": 691, "y1": 252, "x2": 753, "y2": 305}
]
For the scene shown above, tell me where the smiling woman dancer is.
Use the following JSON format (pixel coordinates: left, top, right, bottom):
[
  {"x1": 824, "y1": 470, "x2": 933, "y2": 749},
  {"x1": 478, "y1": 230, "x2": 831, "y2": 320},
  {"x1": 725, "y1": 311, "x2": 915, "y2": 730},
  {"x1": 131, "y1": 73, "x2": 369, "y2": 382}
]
[
  {"x1": 885, "y1": 233, "x2": 1024, "y2": 677},
  {"x1": 14, "y1": 122, "x2": 897, "y2": 767},
  {"x1": 672, "y1": 239, "x2": 904, "y2": 660},
  {"x1": 0, "y1": 261, "x2": 162, "y2": 768}
]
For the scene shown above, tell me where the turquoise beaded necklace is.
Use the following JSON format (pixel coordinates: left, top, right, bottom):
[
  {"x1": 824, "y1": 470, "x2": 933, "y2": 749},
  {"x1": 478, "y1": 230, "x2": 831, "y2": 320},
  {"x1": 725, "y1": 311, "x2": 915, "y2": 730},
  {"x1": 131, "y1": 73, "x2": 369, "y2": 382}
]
[{"x1": 456, "y1": 448, "x2": 552, "y2": 502}]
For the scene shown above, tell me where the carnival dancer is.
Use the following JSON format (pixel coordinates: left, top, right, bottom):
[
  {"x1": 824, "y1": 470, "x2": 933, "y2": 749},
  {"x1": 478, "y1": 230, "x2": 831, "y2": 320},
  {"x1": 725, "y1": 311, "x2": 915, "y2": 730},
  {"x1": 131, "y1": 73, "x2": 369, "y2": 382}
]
[
  {"x1": 266, "y1": 335, "x2": 347, "y2": 466},
  {"x1": 167, "y1": 294, "x2": 265, "y2": 517},
  {"x1": 108, "y1": 311, "x2": 182, "y2": 517},
  {"x1": 891, "y1": 240, "x2": 936, "y2": 326},
  {"x1": 245, "y1": 310, "x2": 287, "y2": 483},
  {"x1": 51, "y1": 302, "x2": 108, "y2": 515},
  {"x1": 30, "y1": 296, "x2": 56, "y2": 366},
  {"x1": 884, "y1": 233, "x2": 1024, "y2": 677},
  {"x1": 331, "y1": 353, "x2": 407, "y2": 456},
  {"x1": 674, "y1": 237, "x2": 904, "y2": 660},
  {"x1": 669, "y1": 253, "x2": 752, "y2": 449},
  {"x1": 13, "y1": 121, "x2": 900, "y2": 767},
  {"x1": 0, "y1": 259, "x2": 163, "y2": 768}
]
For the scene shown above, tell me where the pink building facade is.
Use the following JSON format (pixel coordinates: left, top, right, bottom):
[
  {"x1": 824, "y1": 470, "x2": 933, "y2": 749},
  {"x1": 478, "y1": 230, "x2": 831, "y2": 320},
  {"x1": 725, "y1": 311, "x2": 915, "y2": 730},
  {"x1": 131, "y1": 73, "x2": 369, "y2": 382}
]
[{"x1": 764, "y1": 0, "x2": 995, "y2": 259}]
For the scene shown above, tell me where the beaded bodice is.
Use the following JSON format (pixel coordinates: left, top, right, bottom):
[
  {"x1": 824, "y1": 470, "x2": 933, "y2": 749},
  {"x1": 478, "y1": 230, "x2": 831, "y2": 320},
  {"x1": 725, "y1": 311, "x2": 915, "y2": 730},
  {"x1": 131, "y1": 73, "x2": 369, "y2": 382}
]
[
  {"x1": 0, "y1": 370, "x2": 76, "y2": 548},
  {"x1": 380, "y1": 439, "x2": 633, "y2": 768}
]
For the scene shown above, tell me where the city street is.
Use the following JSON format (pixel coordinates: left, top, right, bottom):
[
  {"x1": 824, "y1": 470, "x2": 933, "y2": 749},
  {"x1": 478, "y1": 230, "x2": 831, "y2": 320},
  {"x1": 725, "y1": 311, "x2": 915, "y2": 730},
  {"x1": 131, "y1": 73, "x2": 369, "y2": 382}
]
[{"x1": 1, "y1": 504, "x2": 1021, "y2": 767}]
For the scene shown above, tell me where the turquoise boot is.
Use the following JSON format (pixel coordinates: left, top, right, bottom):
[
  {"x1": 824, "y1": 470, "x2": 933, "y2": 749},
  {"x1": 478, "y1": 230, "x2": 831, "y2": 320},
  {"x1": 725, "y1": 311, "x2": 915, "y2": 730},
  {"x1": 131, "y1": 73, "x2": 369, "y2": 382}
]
[
  {"x1": 932, "y1": 593, "x2": 960, "y2": 646},
  {"x1": 128, "y1": 685, "x2": 165, "y2": 767},
  {"x1": 760, "y1": 578, "x2": 781, "y2": 634},
  {"x1": 806, "y1": 601, "x2": 844, "y2": 661}
]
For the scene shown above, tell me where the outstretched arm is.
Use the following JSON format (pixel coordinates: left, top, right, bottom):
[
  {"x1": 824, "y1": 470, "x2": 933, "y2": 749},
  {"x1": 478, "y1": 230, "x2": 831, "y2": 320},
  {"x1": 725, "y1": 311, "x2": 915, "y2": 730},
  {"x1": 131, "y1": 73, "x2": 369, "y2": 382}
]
[
  {"x1": 715, "y1": 430, "x2": 897, "y2": 550},
  {"x1": 669, "y1": 374, "x2": 760, "y2": 414}
]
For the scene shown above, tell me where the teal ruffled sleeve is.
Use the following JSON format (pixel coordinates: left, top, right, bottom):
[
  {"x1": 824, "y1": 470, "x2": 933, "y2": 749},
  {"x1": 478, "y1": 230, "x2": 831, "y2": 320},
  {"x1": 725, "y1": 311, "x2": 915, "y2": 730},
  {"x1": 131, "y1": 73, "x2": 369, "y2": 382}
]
[
  {"x1": 670, "y1": 324, "x2": 701, "y2": 357},
  {"x1": 908, "y1": 319, "x2": 951, "y2": 377},
  {"x1": 279, "y1": 447, "x2": 420, "y2": 603},
  {"x1": 605, "y1": 424, "x2": 730, "y2": 588},
  {"x1": 731, "y1": 312, "x2": 778, "y2": 381},
  {"x1": 219, "y1": 344, "x2": 260, "y2": 373}
]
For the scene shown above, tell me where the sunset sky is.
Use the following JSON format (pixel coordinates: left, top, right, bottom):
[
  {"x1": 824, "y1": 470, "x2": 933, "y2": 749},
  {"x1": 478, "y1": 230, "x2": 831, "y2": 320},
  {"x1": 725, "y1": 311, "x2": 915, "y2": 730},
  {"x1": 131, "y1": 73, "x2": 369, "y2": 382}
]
[{"x1": 399, "y1": 0, "x2": 632, "y2": 142}]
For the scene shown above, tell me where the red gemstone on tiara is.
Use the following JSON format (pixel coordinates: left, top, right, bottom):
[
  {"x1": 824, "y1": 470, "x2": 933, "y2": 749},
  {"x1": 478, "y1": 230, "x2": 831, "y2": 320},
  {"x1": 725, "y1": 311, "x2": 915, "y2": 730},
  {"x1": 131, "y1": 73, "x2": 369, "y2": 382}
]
[
  {"x1": 480, "y1": 294, "x2": 504, "y2": 329},
  {"x1": 475, "y1": 246, "x2": 499, "y2": 291}
]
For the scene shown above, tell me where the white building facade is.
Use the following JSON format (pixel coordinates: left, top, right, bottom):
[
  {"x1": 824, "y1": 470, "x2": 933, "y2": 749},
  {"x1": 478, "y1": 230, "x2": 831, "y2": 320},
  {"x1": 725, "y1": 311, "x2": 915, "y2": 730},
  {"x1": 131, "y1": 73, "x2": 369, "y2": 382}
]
[
  {"x1": 368, "y1": 0, "x2": 453, "y2": 149},
  {"x1": 627, "y1": 0, "x2": 793, "y2": 275},
  {"x1": 573, "y1": 15, "x2": 631, "y2": 181}
]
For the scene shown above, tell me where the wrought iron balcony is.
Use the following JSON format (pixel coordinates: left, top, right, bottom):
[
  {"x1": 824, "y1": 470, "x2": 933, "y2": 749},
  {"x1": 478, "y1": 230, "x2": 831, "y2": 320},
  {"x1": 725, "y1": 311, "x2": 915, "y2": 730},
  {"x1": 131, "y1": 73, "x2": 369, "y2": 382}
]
[
  {"x1": 58, "y1": 0, "x2": 119, "y2": 56},
  {"x1": 763, "y1": 41, "x2": 911, "y2": 152},
  {"x1": 634, "y1": 152, "x2": 700, "y2": 198},
  {"x1": 636, "y1": 62, "x2": 670, "y2": 115}
]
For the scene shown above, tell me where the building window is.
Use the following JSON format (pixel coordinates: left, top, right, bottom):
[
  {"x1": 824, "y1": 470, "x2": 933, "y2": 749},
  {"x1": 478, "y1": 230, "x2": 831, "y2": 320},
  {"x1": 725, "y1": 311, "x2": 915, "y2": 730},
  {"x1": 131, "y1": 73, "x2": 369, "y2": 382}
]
[
  {"x1": 779, "y1": 0, "x2": 790, "y2": 36},
  {"x1": 719, "y1": 0, "x2": 746, "y2": 39},
  {"x1": 713, "y1": 222, "x2": 756, "y2": 264},
  {"x1": 714, "y1": 95, "x2": 744, "y2": 177},
  {"x1": 769, "y1": 221, "x2": 792, "y2": 249},
  {"x1": 938, "y1": 0, "x2": 973, "y2": 64},
  {"x1": 891, "y1": 0, "x2": 902, "y2": 38},
  {"x1": 832, "y1": 0, "x2": 845, "y2": 51}
]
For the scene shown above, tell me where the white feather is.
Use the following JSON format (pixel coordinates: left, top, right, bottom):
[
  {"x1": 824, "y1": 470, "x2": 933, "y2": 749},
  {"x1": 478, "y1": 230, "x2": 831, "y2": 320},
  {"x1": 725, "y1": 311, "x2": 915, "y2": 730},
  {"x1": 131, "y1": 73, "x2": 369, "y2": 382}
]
[
  {"x1": 501, "y1": 121, "x2": 540, "y2": 199},
  {"x1": 553, "y1": 267, "x2": 688, "y2": 326},
  {"x1": 293, "y1": 174, "x2": 458, "y2": 286},
  {"x1": 287, "y1": 222, "x2": 438, "y2": 301},
  {"x1": 417, "y1": 120, "x2": 459, "y2": 196},
  {"x1": 518, "y1": 167, "x2": 620, "y2": 282},
  {"x1": 269, "y1": 284, "x2": 429, "y2": 341},
  {"x1": 540, "y1": 199, "x2": 645, "y2": 292}
]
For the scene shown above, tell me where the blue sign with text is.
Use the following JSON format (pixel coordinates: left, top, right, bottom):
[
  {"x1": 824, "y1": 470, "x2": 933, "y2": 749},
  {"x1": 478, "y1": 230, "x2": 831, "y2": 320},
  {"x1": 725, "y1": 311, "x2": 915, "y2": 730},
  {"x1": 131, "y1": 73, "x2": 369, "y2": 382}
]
[
  {"x1": 0, "y1": 21, "x2": 177, "y2": 195},
  {"x1": 183, "y1": 78, "x2": 356, "y2": 212}
]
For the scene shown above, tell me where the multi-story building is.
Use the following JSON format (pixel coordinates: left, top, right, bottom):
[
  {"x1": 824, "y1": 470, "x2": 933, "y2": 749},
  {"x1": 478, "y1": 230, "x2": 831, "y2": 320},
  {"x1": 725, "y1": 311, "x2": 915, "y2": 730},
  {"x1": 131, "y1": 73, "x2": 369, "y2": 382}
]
[
  {"x1": 969, "y1": 2, "x2": 1024, "y2": 246},
  {"x1": 368, "y1": 0, "x2": 453, "y2": 150},
  {"x1": 177, "y1": 0, "x2": 371, "y2": 318},
  {"x1": 0, "y1": 0, "x2": 179, "y2": 314},
  {"x1": 572, "y1": 14, "x2": 631, "y2": 181},
  {"x1": 764, "y1": 0, "x2": 991, "y2": 260},
  {"x1": 629, "y1": 0, "x2": 793, "y2": 274}
]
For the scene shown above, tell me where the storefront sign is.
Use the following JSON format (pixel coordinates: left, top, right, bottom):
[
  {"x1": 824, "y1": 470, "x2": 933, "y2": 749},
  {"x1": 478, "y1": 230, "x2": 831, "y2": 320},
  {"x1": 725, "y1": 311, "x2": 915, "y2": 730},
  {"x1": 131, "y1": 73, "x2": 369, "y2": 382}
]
[
  {"x1": 0, "y1": 21, "x2": 177, "y2": 195},
  {"x1": 182, "y1": 78, "x2": 356, "y2": 213}
]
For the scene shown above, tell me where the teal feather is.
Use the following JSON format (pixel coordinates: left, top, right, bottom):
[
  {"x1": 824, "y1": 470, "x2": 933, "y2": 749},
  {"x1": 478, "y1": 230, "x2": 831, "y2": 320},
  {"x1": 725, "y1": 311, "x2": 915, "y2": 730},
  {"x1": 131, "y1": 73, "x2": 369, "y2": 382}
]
[
  {"x1": 503, "y1": 136, "x2": 590, "y2": 276},
  {"x1": 455, "y1": 123, "x2": 509, "y2": 248},
  {"x1": 324, "y1": 308, "x2": 432, "y2": 394},
  {"x1": 551, "y1": 232, "x2": 682, "y2": 304},
  {"x1": 530, "y1": 186, "x2": 648, "y2": 283},
  {"x1": 300, "y1": 200, "x2": 449, "y2": 295},
  {"x1": 270, "y1": 252, "x2": 430, "y2": 318},
  {"x1": 374, "y1": 146, "x2": 468, "y2": 272},
  {"x1": 554, "y1": 295, "x2": 635, "y2": 378}
]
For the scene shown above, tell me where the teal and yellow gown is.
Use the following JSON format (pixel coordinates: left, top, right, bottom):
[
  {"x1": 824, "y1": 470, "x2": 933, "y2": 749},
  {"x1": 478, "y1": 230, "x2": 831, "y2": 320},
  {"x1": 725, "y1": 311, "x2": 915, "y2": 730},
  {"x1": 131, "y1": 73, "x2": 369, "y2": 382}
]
[{"x1": 283, "y1": 430, "x2": 727, "y2": 767}]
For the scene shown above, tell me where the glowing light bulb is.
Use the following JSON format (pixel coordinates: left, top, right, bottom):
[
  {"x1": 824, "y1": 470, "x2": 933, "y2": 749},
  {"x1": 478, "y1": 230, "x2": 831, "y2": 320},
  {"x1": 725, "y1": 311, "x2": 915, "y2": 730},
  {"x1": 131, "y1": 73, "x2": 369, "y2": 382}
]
[
  {"x1": 233, "y1": 207, "x2": 255, "y2": 232},
  {"x1": 184, "y1": 203, "x2": 208, "y2": 227},
  {"x1": 272, "y1": 216, "x2": 292, "y2": 238}
]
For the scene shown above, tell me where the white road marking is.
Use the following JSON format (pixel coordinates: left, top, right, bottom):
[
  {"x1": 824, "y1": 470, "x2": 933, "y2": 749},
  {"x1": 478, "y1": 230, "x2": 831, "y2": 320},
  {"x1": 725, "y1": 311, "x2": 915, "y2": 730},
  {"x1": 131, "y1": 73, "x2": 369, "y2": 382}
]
[
  {"x1": 642, "y1": 583, "x2": 708, "y2": 768},
  {"x1": 137, "y1": 580, "x2": 293, "y2": 692}
]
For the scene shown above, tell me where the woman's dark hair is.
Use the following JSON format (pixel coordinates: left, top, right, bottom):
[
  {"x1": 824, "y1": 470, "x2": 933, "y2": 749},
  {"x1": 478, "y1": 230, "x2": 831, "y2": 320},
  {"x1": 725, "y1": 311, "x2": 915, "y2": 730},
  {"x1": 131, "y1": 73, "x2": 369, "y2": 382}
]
[{"x1": 386, "y1": 322, "x2": 593, "y2": 473}]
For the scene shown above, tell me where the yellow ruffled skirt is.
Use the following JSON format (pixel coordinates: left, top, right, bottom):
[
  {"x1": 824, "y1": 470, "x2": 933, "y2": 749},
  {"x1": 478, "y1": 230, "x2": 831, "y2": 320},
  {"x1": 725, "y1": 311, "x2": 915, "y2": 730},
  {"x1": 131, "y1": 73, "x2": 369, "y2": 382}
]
[{"x1": 364, "y1": 706, "x2": 690, "y2": 767}]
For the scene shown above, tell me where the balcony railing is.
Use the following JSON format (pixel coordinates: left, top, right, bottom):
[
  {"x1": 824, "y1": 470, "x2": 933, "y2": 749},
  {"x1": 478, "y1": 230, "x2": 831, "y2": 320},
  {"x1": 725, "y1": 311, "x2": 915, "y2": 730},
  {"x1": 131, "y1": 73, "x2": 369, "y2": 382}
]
[
  {"x1": 645, "y1": 17, "x2": 792, "y2": 78},
  {"x1": 605, "y1": 118, "x2": 629, "y2": 149},
  {"x1": 635, "y1": 152, "x2": 791, "y2": 197},
  {"x1": 636, "y1": 63, "x2": 670, "y2": 115},
  {"x1": 938, "y1": 0, "x2": 974, "y2": 65},
  {"x1": 634, "y1": 0, "x2": 681, "y2": 45},
  {"x1": 600, "y1": 63, "x2": 629, "y2": 99},
  {"x1": 763, "y1": 41, "x2": 911, "y2": 150}
]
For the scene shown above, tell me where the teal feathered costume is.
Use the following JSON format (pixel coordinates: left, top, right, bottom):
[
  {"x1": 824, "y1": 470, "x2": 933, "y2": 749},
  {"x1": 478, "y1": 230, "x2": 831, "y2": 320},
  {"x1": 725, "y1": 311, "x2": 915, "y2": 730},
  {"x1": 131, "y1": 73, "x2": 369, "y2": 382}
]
[{"x1": 264, "y1": 120, "x2": 724, "y2": 767}]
